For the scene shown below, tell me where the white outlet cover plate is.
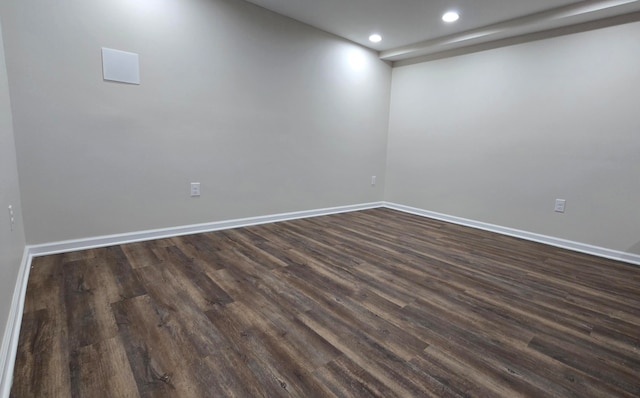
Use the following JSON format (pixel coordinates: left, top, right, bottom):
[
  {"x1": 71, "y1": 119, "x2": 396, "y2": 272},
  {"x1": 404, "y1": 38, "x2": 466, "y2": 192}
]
[
  {"x1": 190, "y1": 182, "x2": 201, "y2": 197},
  {"x1": 102, "y1": 48, "x2": 140, "y2": 84}
]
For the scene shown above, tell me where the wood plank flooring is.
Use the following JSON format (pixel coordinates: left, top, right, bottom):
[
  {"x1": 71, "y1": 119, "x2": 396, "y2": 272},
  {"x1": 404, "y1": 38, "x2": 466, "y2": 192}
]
[{"x1": 10, "y1": 208, "x2": 640, "y2": 397}]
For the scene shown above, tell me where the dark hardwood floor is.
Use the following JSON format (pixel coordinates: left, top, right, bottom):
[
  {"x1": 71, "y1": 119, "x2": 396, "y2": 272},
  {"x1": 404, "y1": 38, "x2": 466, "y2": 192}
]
[{"x1": 10, "y1": 208, "x2": 640, "y2": 397}]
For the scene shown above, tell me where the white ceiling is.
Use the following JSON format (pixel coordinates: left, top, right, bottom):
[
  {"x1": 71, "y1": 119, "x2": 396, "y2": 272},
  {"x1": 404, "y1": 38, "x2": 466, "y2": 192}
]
[{"x1": 244, "y1": 0, "x2": 640, "y2": 61}]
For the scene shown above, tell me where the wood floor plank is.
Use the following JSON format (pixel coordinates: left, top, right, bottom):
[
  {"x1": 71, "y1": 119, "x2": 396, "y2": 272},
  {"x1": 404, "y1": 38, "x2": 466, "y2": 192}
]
[
  {"x1": 205, "y1": 301, "x2": 336, "y2": 397},
  {"x1": 209, "y1": 266, "x2": 341, "y2": 369},
  {"x1": 104, "y1": 246, "x2": 148, "y2": 301},
  {"x1": 10, "y1": 309, "x2": 71, "y2": 398},
  {"x1": 296, "y1": 306, "x2": 452, "y2": 396},
  {"x1": 410, "y1": 347, "x2": 512, "y2": 398},
  {"x1": 63, "y1": 259, "x2": 119, "y2": 349},
  {"x1": 21, "y1": 254, "x2": 65, "y2": 315},
  {"x1": 111, "y1": 294, "x2": 218, "y2": 398},
  {"x1": 11, "y1": 208, "x2": 640, "y2": 397},
  {"x1": 206, "y1": 247, "x2": 317, "y2": 313},
  {"x1": 528, "y1": 336, "x2": 639, "y2": 397},
  {"x1": 201, "y1": 247, "x2": 338, "y2": 370},
  {"x1": 69, "y1": 336, "x2": 140, "y2": 398},
  {"x1": 134, "y1": 262, "x2": 228, "y2": 357},
  {"x1": 60, "y1": 248, "x2": 107, "y2": 264},
  {"x1": 313, "y1": 355, "x2": 401, "y2": 398},
  {"x1": 120, "y1": 242, "x2": 161, "y2": 270},
  {"x1": 168, "y1": 235, "x2": 227, "y2": 271},
  {"x1": 152, "y1": 245, "x2": 234, "y2": 310},
  {"x1": 399, "y1": 301, "x2": 568, "y2": 397},
  {"x1": 272, "y1": 265, "x2": 428, "y2": 362}
]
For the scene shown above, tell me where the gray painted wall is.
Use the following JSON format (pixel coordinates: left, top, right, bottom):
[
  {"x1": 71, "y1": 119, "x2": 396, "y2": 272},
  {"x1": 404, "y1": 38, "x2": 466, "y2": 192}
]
[
  {"x1": 0, "y1": 19, "x2": 26, "y2": 356},
  {"x1": 1, "y1": 0, "x2": 391, "y2": 244},
  {"x1": 386, "y1": 21, "x2": 640, "y2": 254}
]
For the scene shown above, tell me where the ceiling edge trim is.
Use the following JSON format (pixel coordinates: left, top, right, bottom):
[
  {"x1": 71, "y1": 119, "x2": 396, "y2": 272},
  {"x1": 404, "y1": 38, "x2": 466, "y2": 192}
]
[{"x1": 381, "y1": 0, "x2": 640, "y2": 61}]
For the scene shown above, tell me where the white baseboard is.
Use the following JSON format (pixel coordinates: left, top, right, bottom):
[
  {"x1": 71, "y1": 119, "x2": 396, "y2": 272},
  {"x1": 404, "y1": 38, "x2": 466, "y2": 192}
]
[
  {"x1": 3, "y1": 200, "x2": 638, "y2": 397},
  {"x1": 0, "y1": 247, "x2": 32, "y2": 398},
  {"x1": 29, "y1": 202, "x2": 385, "y2": 257},
  {"x1": 384, "y1": 202, "x2": 640, "y2": 266}
]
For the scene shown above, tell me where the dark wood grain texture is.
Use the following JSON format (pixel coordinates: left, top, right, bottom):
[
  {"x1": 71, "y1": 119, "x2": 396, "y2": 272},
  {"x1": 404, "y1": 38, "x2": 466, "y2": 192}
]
[{"x1": 11, "y1": 208, "x2": 640, "y2": 397}]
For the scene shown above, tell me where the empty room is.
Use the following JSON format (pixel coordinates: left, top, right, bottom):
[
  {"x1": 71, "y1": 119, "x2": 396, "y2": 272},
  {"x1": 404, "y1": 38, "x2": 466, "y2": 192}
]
[{"x1": 1, "y1": 0, "x2": 639, "y2": 396}]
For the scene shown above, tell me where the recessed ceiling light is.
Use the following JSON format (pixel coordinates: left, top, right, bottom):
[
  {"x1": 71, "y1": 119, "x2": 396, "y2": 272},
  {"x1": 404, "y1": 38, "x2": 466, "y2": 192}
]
[
  {"x1": 442, "y1": 11, "x2": 459, "y2": 23},
  {"x1": 369, "y1": 34, "x2": 382, "y2": 43}
]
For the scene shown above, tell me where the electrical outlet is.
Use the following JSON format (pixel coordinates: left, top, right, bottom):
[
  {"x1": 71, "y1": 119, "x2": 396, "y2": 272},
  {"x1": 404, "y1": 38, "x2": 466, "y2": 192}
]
[
  {"x1": 190, "y1": 182, "x2": 201, "y2": 197},
  {"x1": 554, "y1": 199, "x2": 566, "y2": 213},
  {"x1": 371, "y1": 176, "x2": 377, "y2": 186},
  {"x1": 8, "y1": 205, "x2": 15, "y2": 231}
]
